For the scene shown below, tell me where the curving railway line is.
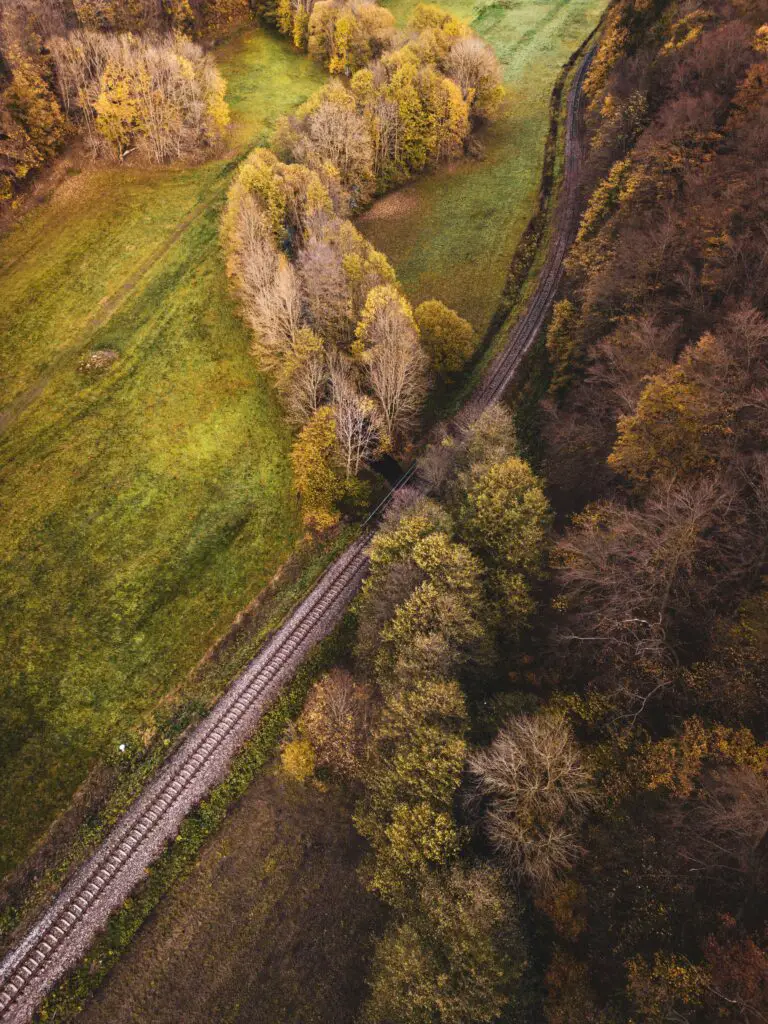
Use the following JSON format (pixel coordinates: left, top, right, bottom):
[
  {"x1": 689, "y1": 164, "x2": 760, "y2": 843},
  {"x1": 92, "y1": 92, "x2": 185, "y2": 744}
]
[{"x1": 0, "y1": 44, "x2": 594, "y2": 1024}]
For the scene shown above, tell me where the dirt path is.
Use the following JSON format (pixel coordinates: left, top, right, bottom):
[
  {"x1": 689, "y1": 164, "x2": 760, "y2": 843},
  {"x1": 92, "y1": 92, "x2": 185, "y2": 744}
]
[{"x1": 0, "y1": 43, "x2": 593, "y2": 1024}]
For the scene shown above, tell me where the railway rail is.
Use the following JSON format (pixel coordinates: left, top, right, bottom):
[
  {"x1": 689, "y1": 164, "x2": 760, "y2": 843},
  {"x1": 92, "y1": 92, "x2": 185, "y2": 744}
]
[{"x1": 0, "y1": 43, "x2": 593, "y2": 1024}]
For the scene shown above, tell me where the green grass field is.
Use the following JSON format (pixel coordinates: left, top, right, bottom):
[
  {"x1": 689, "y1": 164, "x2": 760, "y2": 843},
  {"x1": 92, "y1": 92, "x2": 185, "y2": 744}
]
[
  {"x1": 358, "y1": 0, "x2": 608, "y2": 332},
  {"x1": 0, "y1": 31, "x2": 325, "y2": 880}
]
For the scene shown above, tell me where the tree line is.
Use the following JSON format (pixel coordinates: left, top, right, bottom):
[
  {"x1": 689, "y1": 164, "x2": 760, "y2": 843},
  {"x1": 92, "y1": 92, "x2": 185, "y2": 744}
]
[
  {"x1": 223, "y1": 3, "x2": 503, "y2": 528},
  {"x1": 276, "y1": 0, "x2": 768, "y2": 1019},
  {"x1": 0, "y1": 0, "x2": 241, "y2": 203},
  {"x1": 282, "y1": 403, "x2": 561, "y2": 1022}
]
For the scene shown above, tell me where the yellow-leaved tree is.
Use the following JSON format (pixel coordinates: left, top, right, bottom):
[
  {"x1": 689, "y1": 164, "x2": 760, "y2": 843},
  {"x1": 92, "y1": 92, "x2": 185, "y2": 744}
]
[
  {"x1": 290, "y1": 405, "x2": 344, "y2": 529},
  {"x1": 94, "y1": 59, "x2": 141, "y2": 160}
]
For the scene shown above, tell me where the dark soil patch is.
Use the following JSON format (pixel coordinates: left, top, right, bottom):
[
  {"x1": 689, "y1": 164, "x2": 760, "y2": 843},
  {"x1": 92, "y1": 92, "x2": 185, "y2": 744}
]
[{"x1": 78, "y1": 772, "x2": 382, "y2": 1024}]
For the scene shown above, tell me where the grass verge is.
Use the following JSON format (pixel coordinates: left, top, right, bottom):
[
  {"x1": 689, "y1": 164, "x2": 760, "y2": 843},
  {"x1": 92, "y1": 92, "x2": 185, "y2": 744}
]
[
  {"x1": 0, "y1": 524, "x2": 354, "y2": 949},
  {"x1": 34, "y1": 615, "x2": 361, "y2": 1023}
]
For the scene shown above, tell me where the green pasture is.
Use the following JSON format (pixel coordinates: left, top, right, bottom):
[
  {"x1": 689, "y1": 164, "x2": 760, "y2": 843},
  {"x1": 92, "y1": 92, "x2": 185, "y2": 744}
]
[
  {"x1": 359, "y1": 0, "x2": 608, "y2": 333},
  {"x1": 0, "y1": 31, "x2": 324, "y2": 879}
]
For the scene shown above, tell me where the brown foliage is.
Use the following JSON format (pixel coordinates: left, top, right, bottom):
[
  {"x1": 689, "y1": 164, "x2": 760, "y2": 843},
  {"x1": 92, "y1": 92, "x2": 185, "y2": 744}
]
[
  {"x1": 300, "y1": 668, "x2": 374, "y2": 779},
  {"x1": 556, "y1": 476, "x2": 762, "y2": 676},
  {"x1": 468, "y1": 714, "x2": 596, "y2": 889}
]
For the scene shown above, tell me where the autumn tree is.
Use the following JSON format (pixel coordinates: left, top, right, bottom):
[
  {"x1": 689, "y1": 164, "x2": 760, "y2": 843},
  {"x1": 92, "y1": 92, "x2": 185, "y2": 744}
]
[
  {"x1": 275, "y1": 82, "x2": 375, "y2": 208},
  {"x1": 329, "y1": 354, "x2": 381, "y2": 476},
  {"x1": 224, "y1": 146, "x2": 331, "y2": 251},
  {"x1": 379, "y1": 56, "x2": 469, "y2": 176},
  {"x1": 683, "y1": 589, "x2": 768, "y2": 729},
  {"x1": 0, "y1": 47, "x2": 65, "y2": 200},
  {"x1": 93, "y1": 59, "x2": 139, "y2": 159},
  {"x1": 279, "y1": 325, "x2": 328, "y2": 426},
  {"x1": 296, "y1": 215, "x2": 396, "y2": 346},
  {"x1": 223, "y1": 195, "x2": 303, "y2": 372},
  {"x1": 468, "y1": 714, "x2": 596, "y2": 889},
  {"x1": 545, "y1": 298, "x2": 580, "y2": 398},
  {"x1": 163, "y1": 0, "x2": 195, "y2": 32},
  {"x1": 414, "y1": 299, "x2": 476, "y2": 375},
  {"x1": 297, "y1": 668, "x2": 373, "y2": 778},
  {"x1": 356, "y1": 675, "x2": 470, "y2": 906},
  {"x1": 290, "y1": 405, "x2": 344, "y2": 529},
  {"x1": 460, "y1": 456, "x2": 551, "y2": 575},
  {"x1": 371, "y1": 530, "x2": 491, "y2": 683},
  {"x1": 408, "y1": 3, "x2": 467, "y2": 42},
  {"x1": 49, "y1": 32, "x2": 229, "y2": 163},
  {"x1": 307, "y1": 0, "x2": 395, "y2": 74},
  {"x1": 556, "y1": 477, "x2": 761, "y2": 677},
  {"x1": 363, "y1": 864, "x2": 528, "y2": 1024},
  {"x1": 445, "y1": 35, "x2": 504, "y2": 121},
  {"x1": 354, "y1": 285, "x2": 429, "y2": 447},
  {"x1": 354, "y1": 498, "x2": 453, "y2": 671},
  {"x1": 459, "y1": 402, "x2": 519, "y2": 473},
  {"x1": 459, "y1": 455, "x2": 551, "y2": 626}
]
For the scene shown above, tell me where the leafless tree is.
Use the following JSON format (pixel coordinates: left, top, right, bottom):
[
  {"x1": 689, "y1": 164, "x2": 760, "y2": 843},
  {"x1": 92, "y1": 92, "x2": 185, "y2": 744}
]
[
  {"x1": 297, "y1": 230, "x2": 353, "y2": 344},
  {"x1": 300, "y1": 668, "x2": 374, "y2": 779},
  {"x1": 298, "y1": 95, "x2": 375, "y2": 203},
  {"x1": 445, "y1": 36, "x2": 503, "y2": 120},
  {"x1": 670, "y1": 767, "x2": 768, "y2": 893},
  {"x1": 49, "y1": 30, "x2": 106, "y2": 141},
  {"x1": 231, "y1": 195, "x2": 303, "y2": 372},
  {"x1": 329, "y1": 354, "x2": 381, "y2": 476},
  {"x1": 468, "y1": 714, "x2": 596, "y2": 889},
  {"x1": 360, "y1": 291, "x2": 429, "y2": 446},
  {"x1": 48, "y1": 30, "x2": 227, "y2": 161},
  {"x1": 283, "y1": 343, "x2": 328, "y2": 426},
  {"x1": 556, "y1": 475, "x2": 760, "y2": 673}
]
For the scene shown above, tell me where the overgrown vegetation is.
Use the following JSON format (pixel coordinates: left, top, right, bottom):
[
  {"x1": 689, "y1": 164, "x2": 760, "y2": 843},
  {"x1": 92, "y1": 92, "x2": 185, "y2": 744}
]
[
  {"x1": 223, "y1": 3, "x2": 502, "y2": 526},
  {"x1": 0, "y1": 0, "x2": 258, "y2": 203}
]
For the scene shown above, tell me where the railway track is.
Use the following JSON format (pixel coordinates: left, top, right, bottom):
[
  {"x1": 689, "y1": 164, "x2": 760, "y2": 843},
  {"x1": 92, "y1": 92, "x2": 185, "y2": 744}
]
[
  {"x1": 0, "y1": 43, "x2": 594, "y2": 1024},
  {"x1": 469, "y1": 45, "x2": 592, "y2": 417}
]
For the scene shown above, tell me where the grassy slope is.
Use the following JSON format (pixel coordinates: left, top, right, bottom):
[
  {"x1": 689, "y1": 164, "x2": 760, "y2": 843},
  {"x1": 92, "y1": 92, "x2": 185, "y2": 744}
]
[
  {"x1": 0, "y1": 31, "x2": 325, "y2": 879},
  {"x1": 358, "y1": 0, "x2": 608, "y2": 333}
]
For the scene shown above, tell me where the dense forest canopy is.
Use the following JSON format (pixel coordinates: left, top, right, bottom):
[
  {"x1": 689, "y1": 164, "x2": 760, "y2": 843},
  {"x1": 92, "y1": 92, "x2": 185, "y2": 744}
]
[
  {"x1": 277, "y1": 0, "x2": 768, "y2": 1020},
  {"x1": 530, "y1": 0, "x2": 768, "y2": 1013}
]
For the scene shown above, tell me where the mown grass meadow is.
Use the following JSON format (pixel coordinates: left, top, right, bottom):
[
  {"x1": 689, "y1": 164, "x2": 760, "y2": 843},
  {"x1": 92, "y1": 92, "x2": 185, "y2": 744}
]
[{"x1": 0, "y1": 31, "x2": 325, "y2": 879}]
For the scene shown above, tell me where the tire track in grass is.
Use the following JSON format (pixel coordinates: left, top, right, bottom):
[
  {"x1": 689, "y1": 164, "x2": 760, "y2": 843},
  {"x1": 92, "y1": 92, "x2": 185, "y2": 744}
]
[{"x1": 0, "y1": 173, "x2": 234, "y2": 439}]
